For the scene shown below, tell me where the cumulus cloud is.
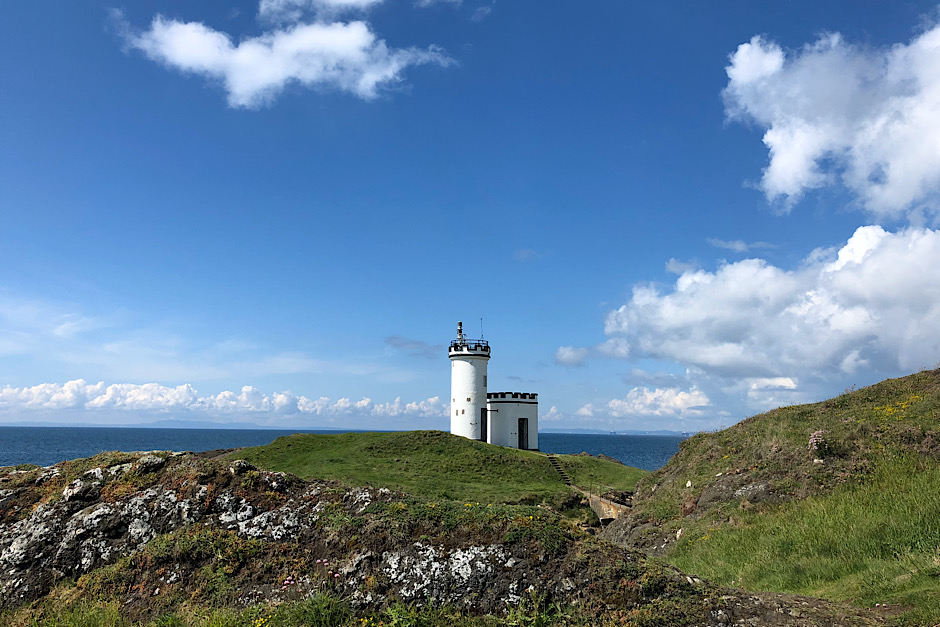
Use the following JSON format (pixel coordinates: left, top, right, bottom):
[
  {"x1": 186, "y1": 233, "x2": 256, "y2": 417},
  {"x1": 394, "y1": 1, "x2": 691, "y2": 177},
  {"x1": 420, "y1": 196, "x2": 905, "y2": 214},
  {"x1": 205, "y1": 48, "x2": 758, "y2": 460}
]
[
  {"x1": 551, "y1": 337, "x2": 629, "y2": 369},
  {"x1": 554, "y1": 345, "x2": 588, "y2": 367},
  {"x1": 604, "y1": 226, "x2": 940, "y2": 381},
  {"x1": 596, "y1": 337, "x2": 630, "y2": 359},
  {"x1": 741, "y1": 377, "x2": 802, "y2": 410},
  {"x1": 724, "y1": 23, "x2": 940, "y2": 220},
  {"x1": 121, "y1": 3, "x2": 452, "y2": 108},
  {"x1": 0, "y1": 379, "x2": 447, "y2": 421},
  {"x1": 607, "y1": 386, "x2": 710, "y2": 418},
  {"x1": 575, "y1": 403, "x2": 594, "y2": 417}
]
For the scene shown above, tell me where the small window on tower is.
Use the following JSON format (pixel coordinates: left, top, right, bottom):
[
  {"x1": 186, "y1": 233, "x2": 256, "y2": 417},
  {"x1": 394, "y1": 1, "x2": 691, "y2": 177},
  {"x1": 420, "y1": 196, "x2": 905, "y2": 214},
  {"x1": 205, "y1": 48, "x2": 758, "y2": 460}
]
[
  {"x1": 467, "y1": 397, "x2": 471, "y2": 402},
  {"x1": 455, "y1": 410, "x2": 458, "y2": 416},
  {"x1": 484, "y1": 376, "x2": 487, "y2": 387},
  {"x1": 461, "y1": 409, "x2": 465, "y2": 415}
]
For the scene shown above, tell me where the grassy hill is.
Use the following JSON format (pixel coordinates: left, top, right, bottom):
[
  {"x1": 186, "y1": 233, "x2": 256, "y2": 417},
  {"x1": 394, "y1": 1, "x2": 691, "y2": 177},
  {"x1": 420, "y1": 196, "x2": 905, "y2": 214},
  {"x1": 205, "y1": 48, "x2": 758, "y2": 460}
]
[
  {"x1": 226, "y1": 430, "x2": 646, "y2": 509},
  {"x1": 0, "y1": 446, "x2": 889, "y2": 627},
  {"x1": 603, "y1": 368, "x2": 940, "y2": 625}
]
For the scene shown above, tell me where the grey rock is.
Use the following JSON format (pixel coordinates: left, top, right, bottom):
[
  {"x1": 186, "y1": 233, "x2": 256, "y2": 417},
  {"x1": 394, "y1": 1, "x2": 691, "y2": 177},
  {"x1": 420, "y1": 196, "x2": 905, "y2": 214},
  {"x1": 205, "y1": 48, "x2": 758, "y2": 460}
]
[
  {"x1": 228, "y1": 460, "x2": 255, "y2": 475},
  {"x1": 135, "y1": 455, "x2": 165, "y2": 474}
]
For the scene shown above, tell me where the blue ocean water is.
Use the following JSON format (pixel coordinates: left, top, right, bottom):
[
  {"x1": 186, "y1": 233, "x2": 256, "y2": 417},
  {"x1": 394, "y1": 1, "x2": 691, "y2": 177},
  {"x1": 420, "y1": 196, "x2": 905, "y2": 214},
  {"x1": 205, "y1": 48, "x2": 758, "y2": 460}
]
[{"x1": 0, "y1": 427, "x2": 683, "y2": 471}]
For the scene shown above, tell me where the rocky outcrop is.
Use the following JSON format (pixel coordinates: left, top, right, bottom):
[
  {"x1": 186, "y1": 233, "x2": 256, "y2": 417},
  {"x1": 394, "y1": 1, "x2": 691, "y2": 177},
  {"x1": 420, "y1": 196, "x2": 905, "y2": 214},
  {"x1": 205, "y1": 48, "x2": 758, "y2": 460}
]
[{"x1": 0, "y1": 452, "x2": 885, "y2": 626}]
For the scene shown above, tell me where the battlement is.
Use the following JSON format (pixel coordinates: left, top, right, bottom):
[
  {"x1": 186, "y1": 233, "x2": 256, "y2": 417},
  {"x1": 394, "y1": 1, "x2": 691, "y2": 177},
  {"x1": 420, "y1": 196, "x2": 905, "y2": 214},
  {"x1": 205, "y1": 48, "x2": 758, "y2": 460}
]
[{"x1": 487, "y1": 392, "x2": 538, "y2": 401}]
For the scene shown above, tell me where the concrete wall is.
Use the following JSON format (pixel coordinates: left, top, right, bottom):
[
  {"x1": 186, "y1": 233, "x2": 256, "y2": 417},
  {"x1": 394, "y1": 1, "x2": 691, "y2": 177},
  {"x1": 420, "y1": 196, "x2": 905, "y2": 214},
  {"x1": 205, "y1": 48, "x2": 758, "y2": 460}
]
[
  {"x1": 450, "y1": 353, "x2": 489, "y2": 440},
  {"x1": 486, "y1": 392, "x2": 538, "y2": 449}
]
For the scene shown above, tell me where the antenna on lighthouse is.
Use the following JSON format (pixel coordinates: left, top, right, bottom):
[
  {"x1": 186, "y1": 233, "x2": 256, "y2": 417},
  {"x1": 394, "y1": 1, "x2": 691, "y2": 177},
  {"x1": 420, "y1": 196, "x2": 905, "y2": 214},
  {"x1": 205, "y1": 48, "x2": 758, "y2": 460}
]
[
  {"x1": 480, "y1": 317, "x2": 484, "y2": 339},
  {"x1": 457, "y1": 321, "x2": 464, "y2": 342}
]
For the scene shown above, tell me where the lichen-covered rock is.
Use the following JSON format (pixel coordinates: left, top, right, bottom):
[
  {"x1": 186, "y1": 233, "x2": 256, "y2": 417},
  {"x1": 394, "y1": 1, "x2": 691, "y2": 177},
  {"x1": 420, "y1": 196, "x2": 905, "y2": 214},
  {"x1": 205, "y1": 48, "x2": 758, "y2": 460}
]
[
  {"x1": 135, "y1": 454, "x2": 165, "y2": 474},
  {"x1": 0, "y1": 452, "x2": 886, "y2": 626}
]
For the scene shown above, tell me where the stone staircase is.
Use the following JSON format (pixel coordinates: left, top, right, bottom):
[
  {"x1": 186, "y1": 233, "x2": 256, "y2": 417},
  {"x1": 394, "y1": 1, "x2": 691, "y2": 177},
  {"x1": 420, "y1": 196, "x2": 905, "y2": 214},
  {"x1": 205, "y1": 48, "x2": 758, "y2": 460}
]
[
  {"x1": 545, "y1": 454, "x2": 572, "y2": 485},
  {"x1": 544, "y1": 453, "x2": 632, "y2": 524}
]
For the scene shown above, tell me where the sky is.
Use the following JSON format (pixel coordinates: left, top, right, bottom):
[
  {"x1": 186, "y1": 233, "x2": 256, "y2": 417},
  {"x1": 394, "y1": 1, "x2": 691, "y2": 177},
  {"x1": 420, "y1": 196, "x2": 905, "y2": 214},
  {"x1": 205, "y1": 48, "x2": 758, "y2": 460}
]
[{"x1": 2, "y1": 1, "x2": 940, "y2": 432}]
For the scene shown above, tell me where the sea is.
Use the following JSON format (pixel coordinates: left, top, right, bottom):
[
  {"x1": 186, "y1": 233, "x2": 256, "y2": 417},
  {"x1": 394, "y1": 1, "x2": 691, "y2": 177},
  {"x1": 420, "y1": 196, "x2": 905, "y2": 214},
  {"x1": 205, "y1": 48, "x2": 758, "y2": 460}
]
[{"x1": 0, "y1": 427, "x2": 684, "y2": 471}]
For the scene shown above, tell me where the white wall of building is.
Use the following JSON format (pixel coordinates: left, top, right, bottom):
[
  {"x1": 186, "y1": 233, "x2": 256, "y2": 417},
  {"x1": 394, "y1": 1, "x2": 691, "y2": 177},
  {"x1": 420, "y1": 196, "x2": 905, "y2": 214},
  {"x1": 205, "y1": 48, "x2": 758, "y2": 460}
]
[
  {"x1": 450, "y1": 352, "x2": 489, "y2": 440},
  {"x1": 486, "y1": 392, "x2": 538, "y2": 450}
]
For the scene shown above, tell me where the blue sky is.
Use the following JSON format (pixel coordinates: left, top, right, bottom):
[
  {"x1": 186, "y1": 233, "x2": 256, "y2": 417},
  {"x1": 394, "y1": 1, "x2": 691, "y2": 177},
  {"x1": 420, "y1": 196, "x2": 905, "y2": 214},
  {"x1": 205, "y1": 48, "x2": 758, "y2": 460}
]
[{"x1": 2, "y1": 1, "x2": 940, "y2": 432}]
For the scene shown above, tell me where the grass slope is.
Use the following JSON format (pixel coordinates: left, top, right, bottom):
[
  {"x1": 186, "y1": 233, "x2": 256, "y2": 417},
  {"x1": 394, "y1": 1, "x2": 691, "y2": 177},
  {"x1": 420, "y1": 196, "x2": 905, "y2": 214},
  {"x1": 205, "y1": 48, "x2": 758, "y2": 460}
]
[
  {"x1": 0, "y1": 438, "x2": 888, "y2": 626},
  {"x1": 669, "y1": 455, "x2": 940, "y2": 625},
  {"x1": 623, "y1": 369, "x2": 940, "y2": 625},
  {"x1": 227, "y1": 430, "x2": 646, "y2": 507}
]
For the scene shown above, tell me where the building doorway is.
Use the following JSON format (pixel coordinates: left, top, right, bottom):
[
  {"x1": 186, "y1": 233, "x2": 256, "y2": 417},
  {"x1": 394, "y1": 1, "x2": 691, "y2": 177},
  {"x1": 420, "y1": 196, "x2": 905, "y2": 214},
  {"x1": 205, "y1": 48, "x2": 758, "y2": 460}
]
[
  {"x1": 480, "y1": 408, "x2": 488, "y2": 443},
  {"x1": 518, "y1": 418, "x2": 528, "y2": 449}
]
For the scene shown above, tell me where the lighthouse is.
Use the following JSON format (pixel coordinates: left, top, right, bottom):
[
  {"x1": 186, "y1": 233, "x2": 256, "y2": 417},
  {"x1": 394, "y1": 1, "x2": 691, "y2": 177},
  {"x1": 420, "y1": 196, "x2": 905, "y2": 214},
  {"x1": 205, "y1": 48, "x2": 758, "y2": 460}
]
[
  {"x1": 448, "y1": 321, "x2": 539, "y2": 449},
  {"x1": 449, "y1": 321, "x2": 490, "y2": 441}
]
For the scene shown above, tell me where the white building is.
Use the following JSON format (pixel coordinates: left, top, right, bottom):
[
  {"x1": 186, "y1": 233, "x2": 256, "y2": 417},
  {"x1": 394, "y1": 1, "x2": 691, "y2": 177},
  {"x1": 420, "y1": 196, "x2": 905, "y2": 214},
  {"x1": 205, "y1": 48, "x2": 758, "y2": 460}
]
[{"x1": 449, "y1": 321, "x2": 538, "y2": 450}]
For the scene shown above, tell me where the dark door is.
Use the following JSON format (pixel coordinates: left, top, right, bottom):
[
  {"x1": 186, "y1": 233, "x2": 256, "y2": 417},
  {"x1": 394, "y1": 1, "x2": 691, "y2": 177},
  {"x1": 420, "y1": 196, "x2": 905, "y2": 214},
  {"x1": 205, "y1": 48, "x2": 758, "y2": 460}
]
[
  {"x1": 480, "y1": 408, "x2": 488, "y2": 443},
  {"x1": 518, "y1": 418, "x2": 528, "y2": 449}
]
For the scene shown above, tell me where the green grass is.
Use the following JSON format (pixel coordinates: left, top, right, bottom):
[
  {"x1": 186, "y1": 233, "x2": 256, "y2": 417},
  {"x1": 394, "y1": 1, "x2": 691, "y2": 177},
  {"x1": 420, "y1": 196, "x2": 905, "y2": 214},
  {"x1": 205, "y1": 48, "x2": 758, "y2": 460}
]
[
  {"x1": 0, "y1": 594, "x2": 602, "y2": 627},
  {"x1": 630, "y1": 369, "x2": 940, "y2": 524},
  {"x1": 554, "y1": 454, "x2": 645, "y2": 498},
  {"x1": 228, "y1": 430, "x2": 645, "y2": 506},
  {"x1": 667, "y1": 453, "x2": 940, "y2": 625},
  {"x1": 610, "y1": 368, "x2": 940, "y2": 624},
  {"x1": 0, "y1": 597, "x2": 350, "y2": 627}
]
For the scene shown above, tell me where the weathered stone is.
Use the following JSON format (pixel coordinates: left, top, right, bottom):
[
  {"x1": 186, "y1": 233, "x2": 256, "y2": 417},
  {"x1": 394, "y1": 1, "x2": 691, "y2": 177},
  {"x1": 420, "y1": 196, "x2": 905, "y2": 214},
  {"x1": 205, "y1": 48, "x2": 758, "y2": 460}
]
[
  {"x1": 0, "y1": 451, "x2": 889, "y2": 626},
  {"x1": 135, "y1": 455, "x2": 165, "y2": 474},
  {"x1": 228, "y1": 459, "x2": 255, "y2": 475}
]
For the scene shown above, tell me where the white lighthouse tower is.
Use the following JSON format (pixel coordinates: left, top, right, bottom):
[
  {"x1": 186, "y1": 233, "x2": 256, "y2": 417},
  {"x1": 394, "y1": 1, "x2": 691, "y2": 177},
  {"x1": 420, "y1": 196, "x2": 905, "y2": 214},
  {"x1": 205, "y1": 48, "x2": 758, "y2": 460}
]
[{"x1": 449, "y1": 321, "x2": 490, "y2": 441}]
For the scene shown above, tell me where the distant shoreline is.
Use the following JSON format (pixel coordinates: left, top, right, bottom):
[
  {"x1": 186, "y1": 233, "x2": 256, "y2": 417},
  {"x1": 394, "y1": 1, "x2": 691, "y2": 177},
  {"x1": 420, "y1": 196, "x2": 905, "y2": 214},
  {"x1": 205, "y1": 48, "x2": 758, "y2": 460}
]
[
  {"x1": 0, "y1": 427, "x2": 685, "y2": 470},
  {"x1": 0, "y1": 424, "x2": 688, "y2": 436}
]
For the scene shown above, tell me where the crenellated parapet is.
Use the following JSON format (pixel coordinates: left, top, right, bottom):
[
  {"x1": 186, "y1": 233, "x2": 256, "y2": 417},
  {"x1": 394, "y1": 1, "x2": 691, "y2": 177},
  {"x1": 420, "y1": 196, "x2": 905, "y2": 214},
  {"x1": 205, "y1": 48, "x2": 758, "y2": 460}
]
[{"x1": 486, "y1": 392, "x2": 537, "y2": 402}]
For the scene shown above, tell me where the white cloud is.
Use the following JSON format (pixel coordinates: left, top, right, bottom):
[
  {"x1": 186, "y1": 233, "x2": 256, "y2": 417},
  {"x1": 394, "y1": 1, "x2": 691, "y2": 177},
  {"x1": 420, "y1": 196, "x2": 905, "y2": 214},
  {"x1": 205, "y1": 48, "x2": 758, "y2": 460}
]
[
  {"x1": 724, "y1": 22, "x2": 940, "y2": 220},
  {"x1": 707, "y1": 238, "x2": 774, "y2": 253},
  {"x1": 471, "y1": 5, "x2": 493, "y2": 22},
  {"x1": 665, "y1": 258, "x2": 698, "y2": 274},
  {"x1": 607, "y1": 386, "x2": 710, "y2": 418},
  {"x1": 575, "y1": 403, "x2": 594, "y2": 417},
  {"x1": 604, "y1": 226, "x2": 940, "y2": 380},
  {"x1": 595, "y1": 337, "x2": 630, "y2": 359},
  {"x1": 125, "y1": 13, "x2": 451, "y2": 108},
  {"x1": 258, "y1": 0, "x2": 383, "y2": 23},
  {"x1": 85, "y1": 382, "x2": 200, "y2": 410},
  {"x1": 0, "y1": 379, "x2": 447, "y2": 421},
  {"x1": 403, "y1": 396, "x2": 447, "y2": 417},
  {"x1": 738, "y1": 377, "x2": 802, "y2": 411},
  {"x1": 554, "y1": 345, "x2": 588, "y2": 367},
  {"x1": 0, "y1": 380, "x2": 106, "y2": 410}
]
